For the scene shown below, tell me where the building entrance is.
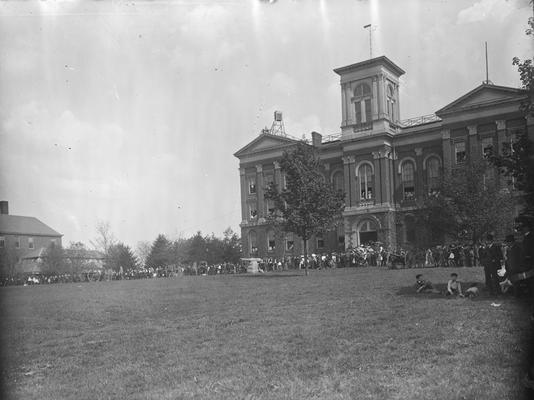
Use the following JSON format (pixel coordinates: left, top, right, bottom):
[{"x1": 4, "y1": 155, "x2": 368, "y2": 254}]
[{"x1": 359, "y1": 231, "x2": 378, "y2": 244}]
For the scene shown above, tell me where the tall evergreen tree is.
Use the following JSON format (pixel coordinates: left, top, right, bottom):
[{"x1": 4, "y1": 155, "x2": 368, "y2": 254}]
[
  {"x1": 145, "y1": 234, "x2": 171, "y2": 269},
  {"x1": 265, "y1": 142, "x2": 345, "y2": 275},
  {"x1": 108, "y1": 243, "x2": 139, "y2": 272}
]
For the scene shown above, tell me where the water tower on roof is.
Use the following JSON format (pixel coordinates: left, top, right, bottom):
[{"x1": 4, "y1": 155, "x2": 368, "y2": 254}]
[
  {"x1": 269, "y1": 111, "x2": 286, "y2": 136},
  {"x1": 334, "y1": 56, "x2": 405, "y2": 140}
]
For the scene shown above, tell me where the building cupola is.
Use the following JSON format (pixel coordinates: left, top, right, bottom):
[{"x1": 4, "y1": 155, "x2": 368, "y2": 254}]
[{"x1": 334, "y1": 56, "x2": 405, "y2": 140}]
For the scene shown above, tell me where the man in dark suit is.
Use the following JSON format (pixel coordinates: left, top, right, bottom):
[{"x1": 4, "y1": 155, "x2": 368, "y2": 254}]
[{"x1": 485, "y1": 234, "x2": 503, "y2": 295}]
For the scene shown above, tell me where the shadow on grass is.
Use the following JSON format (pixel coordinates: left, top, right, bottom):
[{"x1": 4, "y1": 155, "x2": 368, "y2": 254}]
[{"x1": 230, "y1": 273, "x2": 303, "y2": 279}]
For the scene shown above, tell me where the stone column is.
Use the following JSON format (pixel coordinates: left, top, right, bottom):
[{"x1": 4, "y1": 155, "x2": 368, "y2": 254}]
[
  {"x1": 341, "y1": 83, "x2": 347, "y2": 127},
  {"x1": 496, "y1": 120, "x2": 506, "y2": 154},
  {"x1": 527, "y1": 115, "x2": 534, "y2": 145},
  {"x1": 441, "y1": 128, "x2": 452, "y2": 174},
  {"x1": 256, "y1": 164, "x2": 264, "y2": 220},
  {"x1": 343, "y1": 156, "x2": 354, "y2": 207},
  {"x1": 273, "y1": 161, "x2": 281, "y2": 189},
  {"x1": 495, "y1": 120, "x2": 506, "y2": 189},
  {"x1": 414, "y1": 147, "x2": 423, "y2": 198},
  {"x1": 467, "y1": 125, "x2": 478, "y2": 162},
  {"x1": 346, "y1": 84, "x2": 355, "y2": 125},
  {"x1": 239, "y1": 167, "x2": 247, "y2": 222},
  {"x1": 380, "y1": 148, "x2": 393, "y2": 206},
  {"x1": 377, "y1": 73, "x2": 386, "y2": 119},
  {"x1": 372, "y1": 76, "x2": 379, "y2": 120},
  {"x1": 372, "y1": 151, "x2": 382, "y2": 203}
]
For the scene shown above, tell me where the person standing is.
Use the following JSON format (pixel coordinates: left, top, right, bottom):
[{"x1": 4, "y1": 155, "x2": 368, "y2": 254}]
[{"x1": 485, "y1": 234, "x2": 503, "y2": 295}]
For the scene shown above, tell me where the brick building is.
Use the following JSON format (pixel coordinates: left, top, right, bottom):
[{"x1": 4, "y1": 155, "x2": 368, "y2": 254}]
[
  {"x1": 234, "y1": 56, "x2": 533, "y2": 259},
  {"x1": 0, "y1": 201, "x2": 63, "y2": 275}
]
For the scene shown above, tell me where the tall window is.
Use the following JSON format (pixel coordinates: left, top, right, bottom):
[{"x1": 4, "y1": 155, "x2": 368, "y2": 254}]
[
  {"x1": 0, "y1": 237, "x2": 4, "y2": 248},
  {"x1": 354, "y1": 83, "x2": 372, "y2": 125},
  {"x1": 402, "y1": 161, "x2": 415, "y2": 200},
  {"x1": 337, "y1": 224, "x2": 345, "y2": 247},
  {"x1": 15, "y1": 237, "x2": 20, "y2": 249},
  {"x1": 267, "y1": 231, "x2": 276, "y2": 252},
  {"x1": 455, "y1": 142, "x2": 466, "y2": 164},
  {"x1": 249, "y1": 231, "x2": 258, "y2": 256},
  {"x1": 332, "y1": 171, "x2": 344, "y2": 193},
  {"x1": 266, "y1": 199, "x2": 275, "y2": 215},
  {"x1": 426, "y1": 157, "x2": 440, "y2": 193},
  {"x1": 248, "y1": 177, "x2": 257, "y2": 194},
  {"x1": 28, "y1": 237, "x2": 34, "y2": 249},
  {"x1": 386, "y1": 85, "x2": 395, "y2": 121},
  {"x1": 285, "y1": 234, "x2": 294, "y2": 251},
  {"x1": 481, "y1": 137, "x2": 493, "y2": 159},
  {"x1": 316, "y1": 233, "x2": 325, "y2": 249},
  {"x1": 249, "y1": 203, "x2": 258, "y2": 219},
  {"x1": 358, "y1": 164, "x2": 373, "y2": 200},
  {"x1": 264, "y1": 174, "x2": 274, "y2": 190}
]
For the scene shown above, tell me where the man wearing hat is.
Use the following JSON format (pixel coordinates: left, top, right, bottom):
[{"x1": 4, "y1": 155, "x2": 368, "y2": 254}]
[{"x1": 484, "y1": 234, "x2": 503, "y2": 295}]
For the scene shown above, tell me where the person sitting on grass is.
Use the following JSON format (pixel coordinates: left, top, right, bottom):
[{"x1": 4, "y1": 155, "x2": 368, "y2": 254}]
[
  {"x1": 447, "y1": 273, "x2": 464, "y2": 297},
  {"x1": 415, "y1": 274, "x2": 440, "y2": 294},
  {"x1": 465, "y1": 283, "x2": 479, "y2": 298}
]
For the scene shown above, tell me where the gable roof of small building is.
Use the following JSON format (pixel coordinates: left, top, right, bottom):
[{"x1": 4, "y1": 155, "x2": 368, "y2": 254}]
[
  {"x1": 0, "y1": 215, "x2": 62, "y2": 237},
  {"x1": 435, "y1": 83, "x2": 527, "y2": 117},
  {"x1": 234, "y1": 133, "x2": 301, "y2": 158}
]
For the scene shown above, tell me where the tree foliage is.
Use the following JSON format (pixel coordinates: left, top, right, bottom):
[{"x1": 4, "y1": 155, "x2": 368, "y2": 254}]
[
  {"x1": 265, "y1": 142, "x2": 345, "y2": 275},
  {"x1": 146, "y1": 234, "x2": 171, "y2": 269},
  {"x1": 42, "y1": 242, "x2": 67, "y2": 275},
  {"x1": 416, "y1": 161, "x2": 514, "y2": 245},
  {"x1": 107, "y1": 243, "x2": 139, "y2": 272},
  {"x1": 489, "y1": 14, "x2": 534, "y2": 223}
]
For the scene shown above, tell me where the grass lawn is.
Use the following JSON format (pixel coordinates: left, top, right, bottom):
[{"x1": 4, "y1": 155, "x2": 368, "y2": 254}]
[{"x1": 1, "y1": 267, "x2": 532, "y2": 400}]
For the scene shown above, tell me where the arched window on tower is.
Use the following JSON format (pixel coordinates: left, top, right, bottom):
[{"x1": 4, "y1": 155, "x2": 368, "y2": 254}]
[
  {"x1": 386, "y1": 85, "x2": 395, "y2": 121},
  {"x1": 354, "y1": 83, "x2": 372, "y2": 126},
  {"x1": 358, "y1": 163, "x2": 374, "y2": 201},
  {"x1": 401, "y1": 161, "x2": 415, "y2": 200},
  {"x1": 426, "y1": 157, "x2": 440, "y2": 194}
]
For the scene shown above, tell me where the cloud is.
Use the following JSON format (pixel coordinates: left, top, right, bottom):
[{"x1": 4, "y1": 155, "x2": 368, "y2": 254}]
[{"x1": 457, "y1": 0, "x2": 516, "y2": 24}]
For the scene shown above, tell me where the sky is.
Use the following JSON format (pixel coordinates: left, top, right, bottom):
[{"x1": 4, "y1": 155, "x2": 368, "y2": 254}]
[{"x1": 0, "y1": 0, "x2": 532, "y2": 251}]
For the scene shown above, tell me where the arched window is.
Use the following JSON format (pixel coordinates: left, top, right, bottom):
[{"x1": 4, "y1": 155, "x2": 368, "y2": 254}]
[
  {"x1": 249, "y1": 231, "x2": 258, "y2": 256},
  {"x1": 401, "y1": 161, "x2": 415, "y2": 200},
  {"x1": 267, "y1": 231, "x2": 275, "y2": 252},
  {"x1": 285, "y1": 233, "x2": 294, "y2": 251},
  {"x1": 358, "y1": 164, "x2": 373, "y2": 200},
  {"x1": 332, "y1": 171, "x2": 344, "y2": 193},
  {"x1": 386, "y1": 85, "x2": 395, "y2": 121},
  {"x1": 426, "y1": 157, "x2": 440, "y2": 193},
  {"x1": 354, "y1": 83, "x2": 372, "y2": 125}
]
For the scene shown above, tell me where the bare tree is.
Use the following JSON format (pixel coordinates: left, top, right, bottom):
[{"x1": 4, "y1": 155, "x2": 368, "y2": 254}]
[
  {"x1": 135, "y1": 241, "x2": 152, "y2": 267},
  {"x1": 90, "y1": 221, "x2": 117, "y2": 264}
]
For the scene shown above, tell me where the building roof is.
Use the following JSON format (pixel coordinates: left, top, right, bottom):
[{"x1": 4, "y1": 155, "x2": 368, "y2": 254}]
[
  {"x1": 333, "y1": 55, "x2": 405, "y2": 77},
  {"x1": 0, "y1": 214, "x2": 62, "y2": 237},
  {"x1": 435, "y1": 83, "x2": 527, "y2": 116}
]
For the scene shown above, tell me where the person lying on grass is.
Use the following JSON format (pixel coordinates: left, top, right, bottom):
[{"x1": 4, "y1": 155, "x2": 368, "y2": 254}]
[
  {"x1": 447, "y1": 273, "x2": 464, "y2": 297},
  {"x1": 465, "y1": 283, "x2": 479, "y2": 298},
  {"x1": 415, "y1": 274, "x2": 440, "y2": 294}
]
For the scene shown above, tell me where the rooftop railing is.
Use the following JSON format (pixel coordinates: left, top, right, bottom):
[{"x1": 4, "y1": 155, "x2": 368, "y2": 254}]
[{"x1": 398, "y1": 113, "x2": 442, "y2": 128}]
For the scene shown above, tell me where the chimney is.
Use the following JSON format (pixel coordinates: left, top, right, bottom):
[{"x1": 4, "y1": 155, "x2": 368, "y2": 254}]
[
  {"x1": 311, "y1": 131, "x2": 322, "y2": 147},
  {"x1": 0, "y1": 201, "x2": 8, "y2": 215}
]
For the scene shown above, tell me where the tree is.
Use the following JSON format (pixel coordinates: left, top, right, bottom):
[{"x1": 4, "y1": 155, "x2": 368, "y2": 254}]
[
  {"x1": 265, "y1": 142, "x2": 345, "y2": 275},
  {"x1": 42, "y1": 242, "x2": 66, "y2": 275},
  {"x1": 135, "y1": 241, "x2": 152, "y2": 268},
  {"x1": 488, "y1": 14, "x2": 534, "y2": 224},
  {"x1": 221, "y1": 227, "x2": 242, "y2": 264},
  {"x1": 187, "y1": 231, "x2": 207, "y2": 265},
  {"x1": 91, "y1": 221, "x2": 117, "y2": 260},
  {"x1": 415, "y1": 160, "x2": 514, "y2": 245},
  {"x1": 66, "y1": 241, "x2": 88, "y2": 275},
  {"x1": 145, "y1": 234, "x2": 171, "y2": 269},
  {"x1": 107, "y1": 243, "x2": 139, "y2": 272}
]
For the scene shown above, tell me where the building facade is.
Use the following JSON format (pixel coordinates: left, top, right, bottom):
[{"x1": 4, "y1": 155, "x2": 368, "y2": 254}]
[
  {"x1": 234, "y1": 56, "x2": 533, "y2": 258},
  {"x1": 0, "y1": 201, "x2": 63, "y2": 275}
]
